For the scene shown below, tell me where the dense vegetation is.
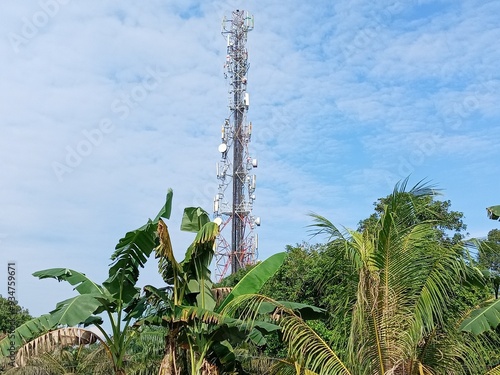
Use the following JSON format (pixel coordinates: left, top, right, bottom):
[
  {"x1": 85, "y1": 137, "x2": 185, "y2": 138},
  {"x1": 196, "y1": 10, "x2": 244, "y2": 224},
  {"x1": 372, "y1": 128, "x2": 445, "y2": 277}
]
[
  {"x1": 1, "y1": 181, "x2": 500, "y2": 374},
  {"x1": 0, "y1": 297, "x2": 32, "y2": 336}
]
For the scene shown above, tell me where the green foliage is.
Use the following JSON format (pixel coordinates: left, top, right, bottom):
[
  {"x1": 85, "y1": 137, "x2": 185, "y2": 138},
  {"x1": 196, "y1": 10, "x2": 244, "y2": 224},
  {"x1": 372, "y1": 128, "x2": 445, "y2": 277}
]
[
  {"x1": 478, "y1": 230, "x2": 500, "y2": 275},
  {"x1": 216, "y1": 264, "x2": 256, "y2": 288},
  {"x1": 470, "y1": 229, "x2": 500, "y2": 299},
  {"x1": 358, "y1": 188, "x2": 468, "y2": 246},
  {"x1": 104, "y1": 220, "x2": 157, "y2": 303},
  {"x1": 180, "y1": 206, "x2": 210, "y2": 232},
  {"x1": 218, "y1": 252, "x2": 286, "y2": 311},
  {"x1": 461, "y1": 299, "x2": 500, "y2": 335},
  {"x1": 261, "y1": 243, "x2": 357, "y2": 358},
  {"x1": 0, "y1": 297, "x2": 32, "y2": 335},
  {"x1": 0, "y1": 190, "x2": 175, "y2": 374},
  {"x1": 271, "y1": 179, "x2": 500, "y2": 375},
  {"x1": 123, "y1": 326, "x2": 166, "y2": 375},
  {"x1": 141, "y1": 232, "x2": 289, "y2": 374},
  {"x1": 2, "y1": 343, "x2": 114, "y2": 375},
  {"x1": 0, "y1": 314, "x2": 54, "y2": 358},
  {"x1": 487, "y1": 206, "x2": 500, "y2": 221}
]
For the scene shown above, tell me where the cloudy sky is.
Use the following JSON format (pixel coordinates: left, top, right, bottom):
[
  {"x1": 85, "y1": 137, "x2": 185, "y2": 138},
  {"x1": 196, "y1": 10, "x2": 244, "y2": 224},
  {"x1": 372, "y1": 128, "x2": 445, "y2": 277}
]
[{"x1": 1, "y1": 0, "x2": 499, "y2": 320}]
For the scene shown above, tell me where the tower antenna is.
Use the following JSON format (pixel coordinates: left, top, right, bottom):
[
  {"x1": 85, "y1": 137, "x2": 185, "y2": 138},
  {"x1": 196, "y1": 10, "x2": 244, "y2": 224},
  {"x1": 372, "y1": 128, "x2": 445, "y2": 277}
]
[{"x1": 214, "y1": 10, "x2": 260, "y2": 281}]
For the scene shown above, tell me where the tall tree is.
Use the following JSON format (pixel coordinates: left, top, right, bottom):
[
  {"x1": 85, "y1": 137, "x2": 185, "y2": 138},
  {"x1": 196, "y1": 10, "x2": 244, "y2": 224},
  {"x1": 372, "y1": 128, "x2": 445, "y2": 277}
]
[
  {"x1": 0, "y1": 297, "x2": 32, "y2": 336},
  {"x1": 358, "y1": 186, "x2": 467, "y2": 246},
  {"x1": 275, "y1": 180, "x2": 499, "y2": 374},
  {"x1": 473, "y1": 229, "x2": 500, "y2": 299}
]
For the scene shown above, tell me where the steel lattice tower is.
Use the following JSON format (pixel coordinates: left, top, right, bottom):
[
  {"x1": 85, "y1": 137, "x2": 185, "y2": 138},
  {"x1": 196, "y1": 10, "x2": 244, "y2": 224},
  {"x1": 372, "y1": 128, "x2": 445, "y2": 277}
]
[{"x1": 214, "y1": 10, "x2": 260, "y2": 281}]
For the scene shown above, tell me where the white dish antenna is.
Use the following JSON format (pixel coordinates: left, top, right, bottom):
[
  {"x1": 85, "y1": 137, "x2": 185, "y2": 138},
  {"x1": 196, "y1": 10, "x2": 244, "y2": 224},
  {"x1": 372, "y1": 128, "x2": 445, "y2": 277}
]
[{"x1": 218, "y1": 143, "x2": 228, "y2": 153}]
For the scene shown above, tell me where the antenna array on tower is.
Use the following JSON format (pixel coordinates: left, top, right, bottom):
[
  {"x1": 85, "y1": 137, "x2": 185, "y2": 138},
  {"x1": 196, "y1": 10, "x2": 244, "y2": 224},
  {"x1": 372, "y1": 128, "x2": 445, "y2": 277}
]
[{"x1": 214, "y1": 10, "x2": 260, "y2": 281}]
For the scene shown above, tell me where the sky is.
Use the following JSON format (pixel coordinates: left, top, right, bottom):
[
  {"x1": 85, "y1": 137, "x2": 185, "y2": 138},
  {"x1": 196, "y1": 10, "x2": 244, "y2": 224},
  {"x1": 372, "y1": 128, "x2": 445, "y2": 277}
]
[{"x1": 0, "y1": 0, "x2": 499, "y2": 321}]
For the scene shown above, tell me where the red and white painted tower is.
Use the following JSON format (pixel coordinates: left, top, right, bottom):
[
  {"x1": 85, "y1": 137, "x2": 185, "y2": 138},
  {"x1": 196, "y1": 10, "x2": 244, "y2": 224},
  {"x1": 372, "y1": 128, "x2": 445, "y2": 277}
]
[{"x1": 214, "y1": 10, "x2": 260, "y2": 281}]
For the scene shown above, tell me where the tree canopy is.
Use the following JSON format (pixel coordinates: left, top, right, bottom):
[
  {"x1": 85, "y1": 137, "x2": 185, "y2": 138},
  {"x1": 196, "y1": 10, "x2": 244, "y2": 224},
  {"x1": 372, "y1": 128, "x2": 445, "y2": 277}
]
[
  {"x1": 4, "y1": 182, "x2": 500, "y2": 374},
  {"x1": 0, "y1": 297, "x2": 32, "y2": 336}
]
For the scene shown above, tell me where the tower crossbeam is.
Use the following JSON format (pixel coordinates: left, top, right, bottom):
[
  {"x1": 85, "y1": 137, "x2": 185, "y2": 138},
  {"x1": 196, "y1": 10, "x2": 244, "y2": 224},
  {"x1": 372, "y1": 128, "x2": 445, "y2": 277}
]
[{"x1": 214, "y1": 10, "x2": 259, "y2": 281}]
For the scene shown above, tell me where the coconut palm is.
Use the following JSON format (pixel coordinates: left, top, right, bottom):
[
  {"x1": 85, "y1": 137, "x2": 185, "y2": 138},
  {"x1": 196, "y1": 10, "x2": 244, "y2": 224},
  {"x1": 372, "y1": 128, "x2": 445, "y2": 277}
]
[{"x1": 273, "y1": 180, "x2": 500, "y2": 374}]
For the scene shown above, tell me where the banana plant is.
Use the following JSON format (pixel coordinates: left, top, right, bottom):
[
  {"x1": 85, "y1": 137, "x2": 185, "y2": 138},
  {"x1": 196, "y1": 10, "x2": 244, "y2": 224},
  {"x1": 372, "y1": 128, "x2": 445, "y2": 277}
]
[
  {"x1": 1, "y1": 189, "x2": 325, "y2": 375},
  {"x1": 487, "y1": 206, "x2": 500, "y2": 221},
  {"x1": 12, "y1": 327, "x2": 102, "y2": 367},
  {"x1": 142, "y1": 211, "x2": 282, "y2": 374},
  {"x1": 0, "y1": 189, "x2": 175, "y2": 375},
  {"x1": 135, "y1": 206, "x2": 325, "y2": 375}
]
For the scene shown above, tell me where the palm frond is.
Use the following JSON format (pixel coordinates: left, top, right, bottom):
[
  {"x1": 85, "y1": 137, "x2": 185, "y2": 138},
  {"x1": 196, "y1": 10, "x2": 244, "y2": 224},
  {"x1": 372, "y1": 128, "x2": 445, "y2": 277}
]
[
  {"x1": 487, "y1": 364, "x2": 500, "y2": 375},
  {"x1": 307, "y1": 213, "x2": 347, "y2": 242},
  {"x1": 347, "y1": 180, "x2": 456, "y2": 374},
  {"x1": 270, "y1": 358, "x2": 320, "y2": 375},
  {"x1": 178, "y1": 305, "x2": 223, "y2": 326},
  {"x1": 395, "y1": 177, "x2": 439, "y2": 199},
  {"x1": 281, "y1": 315, "x2": 351, "y2": 375},
  {"x1": 414, "y1": 244, "x2": 471, "y2": 332}
]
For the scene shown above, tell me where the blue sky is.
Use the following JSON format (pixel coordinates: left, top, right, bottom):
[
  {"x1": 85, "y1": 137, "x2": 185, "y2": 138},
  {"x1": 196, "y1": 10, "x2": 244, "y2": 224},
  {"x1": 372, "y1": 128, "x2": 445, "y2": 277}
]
[{"x1": 0, "y1": 0, "x2": 499, "y2": 321}]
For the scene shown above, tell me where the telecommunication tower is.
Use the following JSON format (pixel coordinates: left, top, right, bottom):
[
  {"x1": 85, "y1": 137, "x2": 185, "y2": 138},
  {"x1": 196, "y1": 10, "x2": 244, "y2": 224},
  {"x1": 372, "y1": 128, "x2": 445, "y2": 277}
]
[{"x1": 214, "y1": 10, "x2": 260, "y2": 281}]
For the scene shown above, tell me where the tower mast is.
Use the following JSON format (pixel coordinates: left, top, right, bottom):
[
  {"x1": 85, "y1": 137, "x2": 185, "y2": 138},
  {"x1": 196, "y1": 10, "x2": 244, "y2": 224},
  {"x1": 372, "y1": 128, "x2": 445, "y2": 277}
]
[{"x1": 214, "y1": 10, "x2": 260, "y2": 281}]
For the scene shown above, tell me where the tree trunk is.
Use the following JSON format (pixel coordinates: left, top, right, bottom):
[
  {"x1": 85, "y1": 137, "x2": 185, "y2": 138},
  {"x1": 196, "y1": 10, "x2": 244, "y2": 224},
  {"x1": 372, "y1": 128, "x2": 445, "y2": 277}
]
[
  {"x1": 158, "y1": 336, "x2": 179, "y2": 375},
  {"x1": 200, "y1": 358, "x2": 219, "y2": 375}
]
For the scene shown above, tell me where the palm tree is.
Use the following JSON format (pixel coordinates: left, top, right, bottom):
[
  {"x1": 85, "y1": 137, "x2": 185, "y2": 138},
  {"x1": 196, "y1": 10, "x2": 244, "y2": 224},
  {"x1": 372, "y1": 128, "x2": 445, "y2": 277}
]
[{"x1": 274, "y1": 180, "x2": 500, "y2": 374}]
